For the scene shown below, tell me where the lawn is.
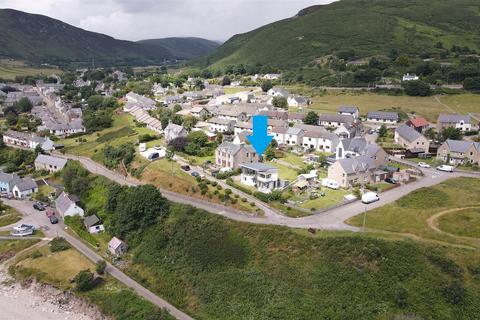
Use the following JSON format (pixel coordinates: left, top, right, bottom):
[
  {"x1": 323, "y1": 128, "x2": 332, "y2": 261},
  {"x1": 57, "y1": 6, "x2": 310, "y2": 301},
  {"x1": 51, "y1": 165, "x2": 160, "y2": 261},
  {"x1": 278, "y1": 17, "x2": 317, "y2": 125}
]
[
  {"x1": 11, "y1": 243, "x2": 175, "y2": 320},
  {"x1": 437, "y1": 208, "x2": 480, "y2": 238},
  {"x1": 279, "y1": 152, "x2": 307, "y2": 169},
  {"x1": 0, "y1": 60, "x2": 61, "y2": 80},
  {"x1": 223, "y1": 87, "x2": 250, "y2": 95},
  {"x1": 348, "y1": 177, "x2": 480, "y2": 249},
  {"x1": 0, "y1": 205, "x2": 22, "y2": 227},
  {"x1": 267, "y1": 161, "x2": 298, "y2": 181},
  {"x1": 288, "y1": 87, "x2": 480, "y2": 122},
  {"x1": 124, "y1": 203, "x2": 480, "y2": 320},
  {"x1": 296, "y1": 188, "x2": 349, "y2": 211}
]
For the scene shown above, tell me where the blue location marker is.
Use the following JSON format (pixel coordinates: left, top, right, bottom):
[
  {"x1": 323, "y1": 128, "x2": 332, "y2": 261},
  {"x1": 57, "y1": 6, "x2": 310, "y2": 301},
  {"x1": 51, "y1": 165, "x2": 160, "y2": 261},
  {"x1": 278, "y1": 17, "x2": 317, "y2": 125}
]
[{"x1": 247, "y1": 115, "x2": 273, "y2": 156}]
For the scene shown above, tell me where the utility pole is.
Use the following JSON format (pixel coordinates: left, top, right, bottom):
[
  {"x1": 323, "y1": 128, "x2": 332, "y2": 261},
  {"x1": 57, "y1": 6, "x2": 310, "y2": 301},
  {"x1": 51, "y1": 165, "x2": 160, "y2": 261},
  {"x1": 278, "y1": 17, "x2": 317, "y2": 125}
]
[{"x1": 362, "y1": 205, "x2": 367, "y2": 233}]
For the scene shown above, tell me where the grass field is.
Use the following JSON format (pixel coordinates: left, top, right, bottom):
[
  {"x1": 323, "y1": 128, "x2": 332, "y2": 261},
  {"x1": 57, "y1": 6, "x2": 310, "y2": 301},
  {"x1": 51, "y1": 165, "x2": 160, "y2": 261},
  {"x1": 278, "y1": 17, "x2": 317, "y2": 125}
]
[
  {"x1": 288, "y1": 86, "x2": 480, "y2": 122},
  {"x1": 0, "y1": 239, "x2": 39, "y2": 263},
  {"x1": 348, "y1": 177, "x2": 480, "y2": 249},
  {"x1": 125, "y1": 203, "x2": 480, "y2": 319},
  {"x1": 438, "y1": 208, "x2": 480, "y2": 238},
  {"x1": 296, "y1": 188, "x2": 349, "y2": 211},
  {"x1": 0, "y1": 60, "x2": 61, "y2": 80},
  {"x1": 11, "y1": 244, "x2": 175, "y2": 320}
]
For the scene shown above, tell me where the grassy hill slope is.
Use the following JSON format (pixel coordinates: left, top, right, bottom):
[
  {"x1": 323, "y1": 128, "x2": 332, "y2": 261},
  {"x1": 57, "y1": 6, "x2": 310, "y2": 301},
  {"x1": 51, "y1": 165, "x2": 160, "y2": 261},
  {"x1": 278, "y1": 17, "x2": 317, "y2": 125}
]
[
  {"x1": 138, "y1": 37, "x2": 220, "y2": 60},
  {"x1": 206, "y1": 0, "x2": 480, "y2": 68}
]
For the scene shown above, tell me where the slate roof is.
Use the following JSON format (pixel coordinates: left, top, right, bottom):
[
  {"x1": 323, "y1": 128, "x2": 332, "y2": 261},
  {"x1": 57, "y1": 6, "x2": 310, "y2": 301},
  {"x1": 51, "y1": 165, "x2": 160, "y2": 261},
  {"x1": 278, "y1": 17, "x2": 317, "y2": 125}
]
[
  {"x1": 445, "y1": 139, "x2": 477, "y2": 153},
  {"x1": 218, "y1": 142, "x2": 255, "y2": 155},
  {"x1": 241, "y1": 162, "x2": 278, "y2": 172},
  {"x1": 438, "y1": 114, "x2": 471, "y2": 124},
  {"x1": 55, "y1": 192, "x2": 79, "y2": 216},
  {"x1": 319, "y1": 113, "x2": 354, "y2": 124},
  {"x1": 84, "y1": 215, "x2": 101, "y2": 228},
  {"x1": 35, "y1": 154, "x2": 68, "y2": 168},
  {"x1": 208, "y1": 117, "x2": 235, "y2": 125},
  {"x1": 396, "y1": 125, "x2": 422, "y2": 142},
  {"x1": 338, "y1": 106, "x2": 359, "y2": 114},
  {"x1": 367, "y1": 111, "x2": 399, "y2": 121},
  {"x1": 337, "y1": 155, "x2": 375, "y2": 174},
  {"x1": 13, "y1": 178, "x2": 37, "y2": 192}
]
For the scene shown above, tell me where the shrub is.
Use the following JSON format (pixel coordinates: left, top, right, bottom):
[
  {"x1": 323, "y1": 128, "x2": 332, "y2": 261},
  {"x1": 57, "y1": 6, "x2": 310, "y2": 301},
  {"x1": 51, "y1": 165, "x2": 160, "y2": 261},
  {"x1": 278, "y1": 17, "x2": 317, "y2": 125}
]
[
  {"x1": 96, "y1": 260, "x2": 107, "y2": 275},
  {"x1": 443, "y1": 280, "x2": 465, "y2": 305},
  {"x1": 74, "y1": 269, "x2": 95, "y2": 291},
  {"x1": 30, "y1": 250, "x2": 43, "y2": 259},
  {"x1": 49, "y1": 237, "x2": 71, "y2": 252},
  {"x1": 427, "y1": 251, "x2": 462, "y2": 277}
]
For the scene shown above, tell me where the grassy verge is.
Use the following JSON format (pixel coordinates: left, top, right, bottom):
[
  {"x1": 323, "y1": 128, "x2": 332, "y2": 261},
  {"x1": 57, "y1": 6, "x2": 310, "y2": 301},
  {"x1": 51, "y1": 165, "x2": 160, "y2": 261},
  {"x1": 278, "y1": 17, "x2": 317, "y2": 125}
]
[
  {"x1": 0, "y1": 239, "x2": 39, "y2": 263},
  {"x1": 437, "y1": 208, "x2": 480, "y2": 238},
  {"x1": 0, "y1": 208, "x2": 22, "y2": 227},
  {"x1": 10, "y1": 244, "x2": 175, "y2": 320},
  {"x1": 348, "y1": 177, "x2": 480, "y2": 248}
]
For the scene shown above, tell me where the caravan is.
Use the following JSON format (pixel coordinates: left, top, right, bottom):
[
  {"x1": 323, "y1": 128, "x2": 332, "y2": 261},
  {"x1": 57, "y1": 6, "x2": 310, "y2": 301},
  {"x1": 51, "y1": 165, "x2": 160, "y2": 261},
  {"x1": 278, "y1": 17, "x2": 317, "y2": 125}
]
[{"x1": 322, "y1": 178, "x2": 339, "y2": 190}]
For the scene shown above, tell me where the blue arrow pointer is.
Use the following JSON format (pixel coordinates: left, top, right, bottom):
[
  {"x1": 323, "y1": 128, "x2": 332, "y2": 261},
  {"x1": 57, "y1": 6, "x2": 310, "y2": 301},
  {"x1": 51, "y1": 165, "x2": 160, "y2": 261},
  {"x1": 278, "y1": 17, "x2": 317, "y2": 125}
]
[{"x1": 247, "y1": 115, "x2": 273, "y2": 156}]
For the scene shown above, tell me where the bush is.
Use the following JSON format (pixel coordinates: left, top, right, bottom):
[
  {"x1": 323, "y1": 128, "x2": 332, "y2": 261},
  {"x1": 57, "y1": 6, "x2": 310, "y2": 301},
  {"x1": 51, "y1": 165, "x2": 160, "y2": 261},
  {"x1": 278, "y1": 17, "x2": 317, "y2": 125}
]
[
  {"x1": 30, "y1": 250, "x2": 43, "y2": 259},
  {"x1": 49, "y1": 237, "x2": 71, "y2": 252},
  {"x1": 74, "y1": 269, "x2": 95, "y2": 291},
  {"x1": 138, "y1": 134, "x2": 158, "y2": 143},
  {"x1": 443, "y1": 280, "x2": 465, "y2": 305},
  {"x1": 96, "y1": 260, "x2": 107, "y2": 275}
]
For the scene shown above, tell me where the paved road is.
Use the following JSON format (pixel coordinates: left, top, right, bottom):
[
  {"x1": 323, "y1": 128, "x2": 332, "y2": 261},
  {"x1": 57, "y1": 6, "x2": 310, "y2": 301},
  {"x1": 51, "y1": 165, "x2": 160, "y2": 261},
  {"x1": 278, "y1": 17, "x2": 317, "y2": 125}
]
[
  {"x1": 1, "y1": 199, "x2": 194, "y2": 320},
  {"x1": 52, "y1": 153, "x2": 480, "y2": 231}
]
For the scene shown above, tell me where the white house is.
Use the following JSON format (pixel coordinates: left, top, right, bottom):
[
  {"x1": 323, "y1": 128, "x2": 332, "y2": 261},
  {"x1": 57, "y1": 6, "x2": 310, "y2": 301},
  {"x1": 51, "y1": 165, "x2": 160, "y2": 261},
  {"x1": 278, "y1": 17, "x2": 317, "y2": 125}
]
[
  {"x1": 34, "y1": 154, "x2": 68, "y2": 173},
  {"x1": 12, "y1": 178, "x2": 38, "y2": 199},
  {"x1": 207, "y1": 117, "x2": 235, "y2": 133},
  {"x1": 287, "y1": 96, "x2": 308, "y2": 107},
  {"x1": 240, "y1": 163, "x2": 281, "y2": 193},
  {"x1": 403, "y1": 73, "x2": 419, "y2": 81},
  {"x1": 337, "y1": 106, "x2": 360, "y2": 119},
  {"x1": 267, "y1": 87, "x2": 290, "y2": 97},
  {"x1": 55, "y1": 192, "x2": 84, "y2": 218}
]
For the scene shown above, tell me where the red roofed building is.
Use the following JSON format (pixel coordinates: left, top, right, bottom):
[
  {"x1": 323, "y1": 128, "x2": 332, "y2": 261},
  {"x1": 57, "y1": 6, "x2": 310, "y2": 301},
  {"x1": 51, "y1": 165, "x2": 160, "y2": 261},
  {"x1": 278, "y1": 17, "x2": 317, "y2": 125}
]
[{"x1": 406, "y1": 117, "x2": 429, "y2": 133}]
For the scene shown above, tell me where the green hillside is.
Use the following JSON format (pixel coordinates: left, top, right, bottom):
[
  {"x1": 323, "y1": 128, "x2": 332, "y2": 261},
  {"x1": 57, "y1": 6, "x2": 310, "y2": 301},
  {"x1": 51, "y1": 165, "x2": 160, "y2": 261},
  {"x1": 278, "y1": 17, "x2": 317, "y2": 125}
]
[
  {"x1": 138, "y1": 37, "x2": 220, "y2": 60},
  {"x1": 206, "y1": 0, "x2": 480, "y2": 69},
  {"x1": 0, "y1": 9, "x2": 217, "y2": 67}
]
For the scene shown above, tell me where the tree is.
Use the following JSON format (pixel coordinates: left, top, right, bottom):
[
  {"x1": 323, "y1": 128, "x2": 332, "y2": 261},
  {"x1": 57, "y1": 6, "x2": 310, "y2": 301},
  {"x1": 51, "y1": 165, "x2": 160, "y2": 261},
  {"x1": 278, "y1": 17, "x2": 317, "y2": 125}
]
[
  {"x1": 272, "y1": 96, "x2": 288, "y2": 109},
  {"x1": 96, "y1": 260, "x2": 107, "y2": 275},
  {"x1": 168, "y1": 136, "x2": 187, "y2": 152},
  {"x1": 303, "y1": 111, "x2": 319, "y2": 125},
  {"x1": 187, "y1": 130, "x2": 208, "y2": 147},
  {"x1": 378, "y1": 125, "x2": 388, "y2": 138},
  {"x1": 110, "y1": 185, "x2": 169, "y2": 239},
  {"x1": 86, "y1": 95, "x2": 104, "y2": 111},
  {"x1": 16, "y1": 97, "x2": 33, "y2": 113},
  {"x1": 74, "y1": 270, "x2": 95, "y2": 291},
  {"x1": 403, "y1": 80, "x2": 431, "y2": 97},
  {"x1": 441, "y1": 127, "x2": 462, "y2": 142},
  {"x1": 464, "y1": 77, "x2": 480, "y2": 92},
  {"x1": 221, "y1": 76, "x2": 231, "y2": 86},
  {"x1": 173, "y1": 104, "x2": 182, "y2": 113},
  {"x1": 261, "y1": 80, "x2": 273, "y2": 93}
]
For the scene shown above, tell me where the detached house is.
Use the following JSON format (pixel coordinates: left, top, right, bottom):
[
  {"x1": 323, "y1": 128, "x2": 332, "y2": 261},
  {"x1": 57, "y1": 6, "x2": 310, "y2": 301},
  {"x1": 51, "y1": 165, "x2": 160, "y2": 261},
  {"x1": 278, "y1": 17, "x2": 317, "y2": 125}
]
[
  {"x1": 240, "y1": 163, "x2": 281, "y2": 193},
  {"x1": 366, "y1": 111, "x2": 399, "y2": 125},
  {"x1": 328, "y1": 155, "x2": 388, "y2": 189},
  {"x1": 12, "y1": 178, "x2": 38, "y2": 199},
  {"x1": 337, "y1": 106, "x2": 360, "y2": 119},
  {"x1": 0, "y1": 172, "x2": 19, "y2": 193},
  {"x1": 190, "y1": 106, "x2": 209, "y2": 118},
  {"x1": 437, "y1": 114, "x2": 472, "y2": 132},
  {"x1": 55, "y1": 192, "x2": 84, "y2": 218},
  {"x1": 394, "y1": 125, "x2": 430, "y2": 153},
  {"x1": 437, "y1": 140, "x2": 480, "y2": 165},
  {"x1": 34, "y1": 154, "x2": 68, "y2": 173},
  {"x1": 267, "y1": 87, "x2": 290, "y2": 97},
  {"x1": 215, "y1": 142, "x2": 258, "y2": 169},
  {"x1": 164, "y1": 123, "x2": 187, "y2": 143},
  {"x1": 287, "y1": 96, "x2": 309, "y2": 107}
]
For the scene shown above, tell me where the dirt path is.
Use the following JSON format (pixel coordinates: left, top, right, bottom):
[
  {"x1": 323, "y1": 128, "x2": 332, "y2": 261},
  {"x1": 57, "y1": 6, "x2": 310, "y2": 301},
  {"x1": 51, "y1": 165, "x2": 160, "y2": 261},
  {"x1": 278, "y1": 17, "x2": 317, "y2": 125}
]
[
  {"x1": 434, "y1": 95, "x2": 457, "y2": 113},
  {"x1": 426, "y1": 206, "x2": 480, "y2": 244}
]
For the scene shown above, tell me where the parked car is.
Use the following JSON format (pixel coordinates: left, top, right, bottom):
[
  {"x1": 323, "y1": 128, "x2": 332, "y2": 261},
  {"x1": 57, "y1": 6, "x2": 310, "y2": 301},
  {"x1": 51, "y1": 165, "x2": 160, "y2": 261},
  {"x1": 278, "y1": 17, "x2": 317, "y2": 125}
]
[
  {"x1": 191, "y1": 171, "x2": 200, "y2": 178},
  {"x1": 154, "y1": 145, "x2": 162, "y2": 150},
  {"x1": 139, "y1": 143, "x2": 147, "y2": 152},
  {"x1": 147, "y1": 152, "x2": 160, "y2": 161},
  {"x1": 0, "y1": 192, "x2": 13, "y2": 199},
  {"x1": 13, "y1": 224, "x2": 35, "y2": 232},
  {"x1": 436, "y1": 165, "x2": 454, "y2": 172},
  {"x1": 417, "y1": 162, "x2": 431, "y2": 168},
  {"x1": 385, "y1": 177, "x2": 397, "y2": 184},
  {"x1": 361, "y1": 192, "x2": 380, "y2": 204},
  {"x1": 49, "y1": 215, "x2": 59, "y2": 224},
  {"x1": 46, "y1": 208, "x2": 54, "y2": 218},
  {"x1": 33, "y1": 202, "x2": 45, "y2": 211},
  {"x1": 181, "y1": 165, "x2": 191, "y2": 171}
]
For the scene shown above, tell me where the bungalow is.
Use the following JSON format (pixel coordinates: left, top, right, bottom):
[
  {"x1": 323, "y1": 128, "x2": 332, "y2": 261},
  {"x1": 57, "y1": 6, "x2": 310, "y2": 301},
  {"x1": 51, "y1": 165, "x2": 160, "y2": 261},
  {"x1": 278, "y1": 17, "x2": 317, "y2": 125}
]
[
  {"x1": 55, "y1": 192, "x2": 84, "y2": 218},
  {"x1": 240, "y1": 163, "x2": 281, "y2": 193},
  {"x1": 34, "y1": 154, "x2": 68, "y2": 173},
  {"x1": 406, "y1": 117, "x2": 430, "y2": 133},
  {"x1": 12, "y1": 178, "x2": 38, "y2": 199},
  {"x1": 207, "y1": 117, "x2": 235, "y2": 133},
  {"x1": 337, "y1": 106, "x2": 360, "y2": 119},
  {"x1": 318, "y1": 114, "x2": 355, "y2": 128},
  {"x1": 366, "y1": 111, "x2": 399, "y2": 125},
  {"x1": 215, "y1": 142, "x2": 258, "y2": 169},
  {"x1": 84, "y1": 214, "x2": 105, "y2": 234},
  {"x1": 164, "y1": 123, "x2": 188, "y2": 143},
  {"x1": 0, "y1": 171, "x2": 19, "y2": 193},
  {"x1": 287, "y1": 96, "x2": 309, "y2": 107},
  {"x1": 267, "y1": 87, "x2": 290, "y2": 97},
  {"x1": 108, "y1": 237, "x2": 128, "y2": 256},
  {"x1": 437, "y1": 114, "x2": 472, "y2": 132},
  {"x1": 328, "y1": 155, "x2": 387, "y2": 188},
  {"x1": 437, "y1": 140, "x2": 480, "y2": 165},
  {"x1": 394, "y1": 125, "x2": 430, "y2": 153}
]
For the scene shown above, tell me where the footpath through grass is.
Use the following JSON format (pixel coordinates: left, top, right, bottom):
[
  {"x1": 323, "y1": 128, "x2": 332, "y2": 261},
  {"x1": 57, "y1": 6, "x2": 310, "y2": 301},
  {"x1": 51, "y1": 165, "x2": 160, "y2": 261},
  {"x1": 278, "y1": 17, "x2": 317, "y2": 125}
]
[
  {"x1": 348, "y1": 177, "x2": 480, "y2": 248},
  {"x1": 438, "y1": 208, "x2": 480, "y2": 239}
]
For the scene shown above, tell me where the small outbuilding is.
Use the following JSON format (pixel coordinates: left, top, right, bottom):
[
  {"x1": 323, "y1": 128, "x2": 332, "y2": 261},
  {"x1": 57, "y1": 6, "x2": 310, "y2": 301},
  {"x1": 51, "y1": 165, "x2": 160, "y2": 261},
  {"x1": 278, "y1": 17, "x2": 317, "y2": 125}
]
[{"x1": 108, "y1": 237, "x2": 128, "y2": 256}]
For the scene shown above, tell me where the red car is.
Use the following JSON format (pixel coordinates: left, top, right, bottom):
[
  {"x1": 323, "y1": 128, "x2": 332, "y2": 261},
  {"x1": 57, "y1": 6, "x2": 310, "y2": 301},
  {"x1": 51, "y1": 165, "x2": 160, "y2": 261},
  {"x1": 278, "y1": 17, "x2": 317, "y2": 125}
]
[{"x1": 46, "y1": 208, "x2": 55, "y2": 218}]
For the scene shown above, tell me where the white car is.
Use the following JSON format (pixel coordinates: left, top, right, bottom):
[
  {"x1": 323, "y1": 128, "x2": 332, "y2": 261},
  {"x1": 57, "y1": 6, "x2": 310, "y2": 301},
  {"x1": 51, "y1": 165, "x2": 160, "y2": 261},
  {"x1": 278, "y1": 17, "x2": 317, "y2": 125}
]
[
  {"x1": 417, "y1": 162, "x2": 430, "y2": 168},
  {"x1": 361, "y1": 192, "x2": 380, "y2": 204},
  {"x1": 436, "y1": 165, "x2": 454, "y2": 172}
]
